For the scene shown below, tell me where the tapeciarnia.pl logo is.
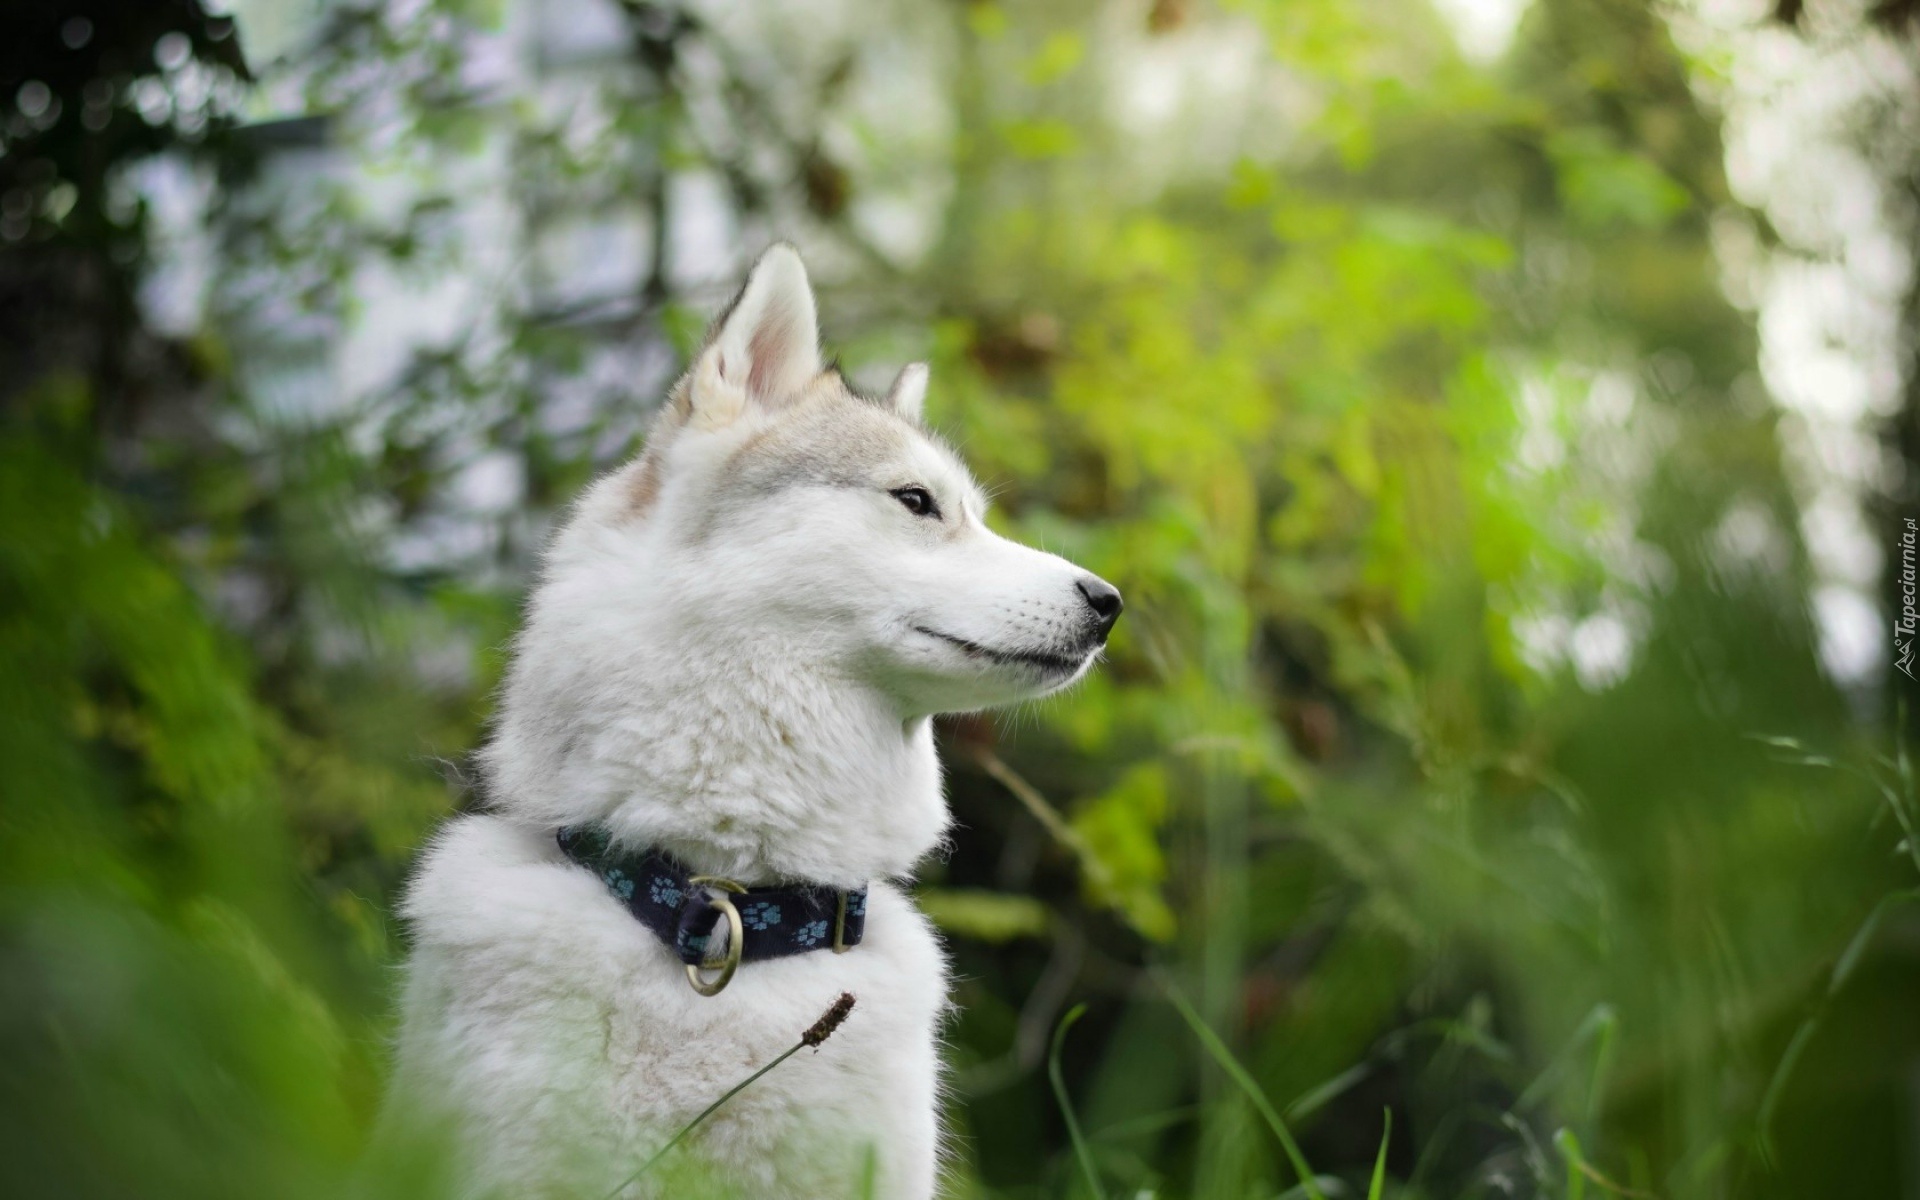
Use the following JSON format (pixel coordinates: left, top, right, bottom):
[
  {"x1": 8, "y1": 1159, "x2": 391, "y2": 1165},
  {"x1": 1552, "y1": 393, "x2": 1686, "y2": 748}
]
[{"x1": 1899, "y1": 516, "x2": 1918, "y2": 681}]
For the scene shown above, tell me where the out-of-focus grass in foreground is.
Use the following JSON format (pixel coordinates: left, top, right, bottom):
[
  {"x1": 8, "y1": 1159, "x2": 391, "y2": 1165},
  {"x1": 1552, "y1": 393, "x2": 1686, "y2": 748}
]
[{"x1": 2, "y1": 0, "x2": 1918, "y2": 1196}]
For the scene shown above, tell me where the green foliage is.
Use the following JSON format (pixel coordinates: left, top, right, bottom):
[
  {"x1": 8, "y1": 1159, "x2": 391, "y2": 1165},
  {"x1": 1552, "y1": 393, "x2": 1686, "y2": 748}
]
[
  {"x1": 3, "y1": 0, "x2": 1915, "y2": 1197},
  {"x1": 1546, "y1": 129, "x2": 1692, "y2": 229},
  {"x1": 1049, "y1": 1004, "x2": 1107, "y2": 1200},
  {"x1": 919, "y1": 888, "x2": 1052, "y2": 943},
  {"x1": 1070, "y1": 764, "x2": 1176, "y2": 941}
]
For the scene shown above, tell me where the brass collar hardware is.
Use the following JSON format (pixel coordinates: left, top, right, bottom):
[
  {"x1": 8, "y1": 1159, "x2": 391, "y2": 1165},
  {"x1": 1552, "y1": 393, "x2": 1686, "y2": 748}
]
[
  {"x1": 832, "y1": 890, "x2": 851, "y2": 953},
  {"x1": 685, "y1": 876, "x2": 746, "y2": 996},
  {"x1": 554, "y1": 827, "x2": 871, "y2": 999}
]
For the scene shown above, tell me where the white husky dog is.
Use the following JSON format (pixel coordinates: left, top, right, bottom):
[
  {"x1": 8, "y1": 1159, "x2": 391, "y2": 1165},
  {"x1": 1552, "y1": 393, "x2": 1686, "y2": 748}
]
[{"x1": 387, "y1": 246, "x2": 1122, "y2": 1199}]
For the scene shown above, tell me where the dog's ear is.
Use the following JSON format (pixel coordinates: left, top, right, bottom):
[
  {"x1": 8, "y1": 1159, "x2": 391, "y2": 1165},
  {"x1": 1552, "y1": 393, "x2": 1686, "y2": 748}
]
[
  {"x1": 687, "y1": 244, "x2": 822, "y2": 428},
  {"x1": 884, "y1": 363, "x2": 929, "y2": 424}
]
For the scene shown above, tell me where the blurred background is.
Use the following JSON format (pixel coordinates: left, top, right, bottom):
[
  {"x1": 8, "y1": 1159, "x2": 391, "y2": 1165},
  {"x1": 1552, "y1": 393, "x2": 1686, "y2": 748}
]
[{"x1": 4, "y1": 0, "x2": 1920, "y2": 1196}]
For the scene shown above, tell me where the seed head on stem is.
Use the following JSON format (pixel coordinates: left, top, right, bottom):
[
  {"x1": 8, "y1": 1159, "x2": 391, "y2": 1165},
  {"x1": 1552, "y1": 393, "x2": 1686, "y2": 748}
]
[{"x1": 603, "y1": 991, "x2": 862, "y2": 1198}]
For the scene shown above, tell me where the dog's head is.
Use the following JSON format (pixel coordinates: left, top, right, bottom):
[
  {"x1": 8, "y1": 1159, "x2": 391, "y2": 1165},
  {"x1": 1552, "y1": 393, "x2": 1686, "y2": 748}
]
[
  {"x1": 486, "y1": 248, "x2": 1120, "y2": 855},
  {"x1": 551, "y1": 245, "x2": 1121, "y2": 717}
]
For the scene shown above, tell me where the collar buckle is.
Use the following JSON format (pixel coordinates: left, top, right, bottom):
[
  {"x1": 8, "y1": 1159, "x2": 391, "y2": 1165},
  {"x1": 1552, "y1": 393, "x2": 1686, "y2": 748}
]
[
  {"x1": 684, "y1": 875, "x2": 746, "y2": 996},
  {"x1": 554, "y1": 827, "x2": 868, "y2": 990}
]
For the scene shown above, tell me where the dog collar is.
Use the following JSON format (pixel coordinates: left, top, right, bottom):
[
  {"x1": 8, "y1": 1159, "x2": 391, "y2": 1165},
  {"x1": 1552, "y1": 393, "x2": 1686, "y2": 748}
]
[{"x1": 556, "y1": 825, "x2": 868, "y2": 997}]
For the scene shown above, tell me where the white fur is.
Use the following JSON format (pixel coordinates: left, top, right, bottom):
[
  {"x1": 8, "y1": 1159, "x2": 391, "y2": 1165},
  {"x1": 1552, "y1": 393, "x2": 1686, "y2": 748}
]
[
  {"x1": 884, "y1": 363, "x2": 930, "y2": 424},
  {"x1": 386, "y1": 246, "x2": 1118, "y2": 1198}
]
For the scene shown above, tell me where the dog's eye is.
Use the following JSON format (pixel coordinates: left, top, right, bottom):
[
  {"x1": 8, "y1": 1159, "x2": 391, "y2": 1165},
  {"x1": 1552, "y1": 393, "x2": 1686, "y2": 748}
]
[{"x1": 890, "y1": 487, "x2": 940, "y2": 519}]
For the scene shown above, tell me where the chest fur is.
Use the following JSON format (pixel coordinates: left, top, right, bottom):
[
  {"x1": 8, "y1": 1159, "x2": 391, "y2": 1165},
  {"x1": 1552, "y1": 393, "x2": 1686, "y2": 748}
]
[{"x1": 390, "y1": 816, "x2": 948, "y2": 1197}]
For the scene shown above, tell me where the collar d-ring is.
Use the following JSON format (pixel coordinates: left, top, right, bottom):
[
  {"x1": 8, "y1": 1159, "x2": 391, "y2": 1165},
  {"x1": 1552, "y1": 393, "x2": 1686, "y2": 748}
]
[{"x1": 685, "y1": 876, "x2": 745, "y2": 996}]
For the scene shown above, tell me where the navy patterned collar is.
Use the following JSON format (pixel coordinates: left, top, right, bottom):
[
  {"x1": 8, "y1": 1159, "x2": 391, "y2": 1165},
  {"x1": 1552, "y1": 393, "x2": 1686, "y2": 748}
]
[{"x1": 555, "y1": 825, "x2": 868, "y2": 966}]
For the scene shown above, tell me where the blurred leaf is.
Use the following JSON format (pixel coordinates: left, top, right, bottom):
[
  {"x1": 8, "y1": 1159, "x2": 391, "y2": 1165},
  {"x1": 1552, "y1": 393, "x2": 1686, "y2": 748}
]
[
  {"x1": 1023, "y1": 32, "x2": 1084, "y2": 86},
  {"x1": 1000, "y1": 118, "x2": 1079, "y2": 160},
  {"x1": 1071, "y1": 764, "x2": 1176, "y2": 941},
  {"x1": 1547, "y1": 129, "x2": 1691, "y2": 229},
  {"x1": 1367, "y1": 1109, "x2": 1391, "y2": 1200},
  {"x1": 918, "y1": 888, "x2": 1051, "y2": 942}
]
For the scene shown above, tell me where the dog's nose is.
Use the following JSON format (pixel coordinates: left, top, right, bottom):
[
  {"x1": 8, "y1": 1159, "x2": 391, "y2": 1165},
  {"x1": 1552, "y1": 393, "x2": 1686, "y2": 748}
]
[{"x1": 1076, "y1": 576, "x2": 1124, "y2": 638}]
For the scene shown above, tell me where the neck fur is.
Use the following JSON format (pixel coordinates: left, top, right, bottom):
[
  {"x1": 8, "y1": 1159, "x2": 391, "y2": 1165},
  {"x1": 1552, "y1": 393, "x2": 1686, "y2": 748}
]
[{"x1": 484, "y1": 619, "x2": 948, "y2": 889}]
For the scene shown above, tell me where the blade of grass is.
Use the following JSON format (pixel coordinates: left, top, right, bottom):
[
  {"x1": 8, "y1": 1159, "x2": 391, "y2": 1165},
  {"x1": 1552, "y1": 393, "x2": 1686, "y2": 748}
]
[
  {"x1": 1757, "y1": 1016, "x2": 1818, "y2": 1167},
  {"x1": 604, "y1": 1039, "x2": 809, "y2": 1198},
  {"x1": 602, "y1": 993, "x2": 855, "y2": 1199},
  {"x1": 1500, "y1": 1113, "x2": 1554, "y2": 1191},
  {"x1": 1090, "y1": 1104, "x2": 1200, "y2": 1142},
  {"x1": 1555, "y1": 1128, "x2": 1588, "y2": 1200},
  {"x1": 1049, "y1": 1003, "x2": 1108, "y2": 1200},
  {"x1": 1156, "y1": 973, "x2": 1326, "y2": 1200},
  {"x1": 1367, "y1": 1109, "x2": 1392, "y2": 1200},
  {"x1": 1513, "y1": 1003, "x2": 1618, "y2": 1116},
  {"x1": 1585, "y1": 1007, "x2": 1617, "y2": 1121},
  {"x1": 971, "y1": 747, "x2": 1116, "y2": 893},
  {"x1": 1754, "y1": 728, "x2": 1920, "y2": 1163},
  {"x1": 1757, "y1": 887, "x2": 1920, "y2": 1163},
  {"x1": 1285, "y1": 1063, "x2": 1372, "y2": 1122},
  {"x1": 1555, "y1": 1127, "x2": 1660, "y2": 1198},
  {"x1": 1830, "y1": 888, "x2": 1920, "y2": 997},
  {"x1": 1768, "y1": 728, "x2": 1920, "y2": 876}
]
